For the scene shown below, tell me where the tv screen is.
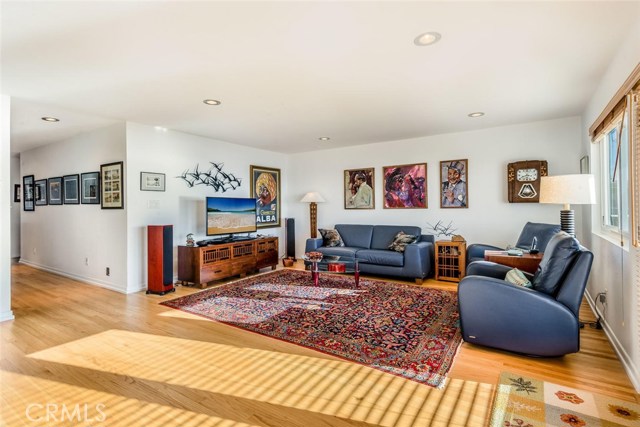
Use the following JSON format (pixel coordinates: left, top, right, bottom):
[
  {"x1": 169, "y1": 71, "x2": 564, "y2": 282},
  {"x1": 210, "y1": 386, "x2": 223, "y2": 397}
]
[{"x1": 206, "y1": 197, "x2": 257, "y2": 236}]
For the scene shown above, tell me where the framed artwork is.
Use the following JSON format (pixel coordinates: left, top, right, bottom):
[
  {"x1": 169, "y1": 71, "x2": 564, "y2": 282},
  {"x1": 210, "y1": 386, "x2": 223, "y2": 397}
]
[
  {"x1": 382, "y1": 163, "x2": 427, "y2": 209},
  {"x1": 23, "y1": 175, "x2": 34, "y2": 211},
  {"x1": 48, "y1": 177, "x2": 63, "y2": 205},
  {"x1": 140, "y1": 171, "x2": 165, "y2": 191},
  {"x1": 63, "y1": 174, "x2": 80, "y2": 204},
  {"x1": 250, "y1": 165, "x2": 281, "y2": 228},
  {"x1": 34, "y1": 179, "x2": 48, "y2": 206},
  {"x1": 344, "y1": 168, "x2": 375, "y2": 209},
  {"x1": 81, "y1": 172, "x2": 100, "y2": 204},
  {"x1": 101, "y1": 161, "x2": 124, "y2": 209},
  {"x1": 580, "y1": 156, "x2": 590, "y2": 174},
  {"x1": 14, "y1": 184, "x2": 20, "y2": 203},
  {"x1": 440, "y1": 159, "x2": 468, "y2": 208}
]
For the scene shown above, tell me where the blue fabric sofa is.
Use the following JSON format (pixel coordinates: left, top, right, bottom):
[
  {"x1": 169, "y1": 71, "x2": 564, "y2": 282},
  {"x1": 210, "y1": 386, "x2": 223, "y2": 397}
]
[{"x1": 305, "y1": 224, "x2": 435, "y2": 284}]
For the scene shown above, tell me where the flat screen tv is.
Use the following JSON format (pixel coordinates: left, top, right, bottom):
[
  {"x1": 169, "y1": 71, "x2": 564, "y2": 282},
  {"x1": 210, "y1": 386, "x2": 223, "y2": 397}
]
[{"x1": 206, "y1": 196, "x2": 257, "y2": 237}]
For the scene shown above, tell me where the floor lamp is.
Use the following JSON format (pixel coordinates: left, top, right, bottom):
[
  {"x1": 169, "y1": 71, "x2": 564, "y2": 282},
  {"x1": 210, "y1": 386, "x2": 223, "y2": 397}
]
[
  {"x1": 300, "y1": 192, "x2": 325, "y2": 238},
  {"x1": 540, "y1": 174, "x2": 596, "y2": 237}
]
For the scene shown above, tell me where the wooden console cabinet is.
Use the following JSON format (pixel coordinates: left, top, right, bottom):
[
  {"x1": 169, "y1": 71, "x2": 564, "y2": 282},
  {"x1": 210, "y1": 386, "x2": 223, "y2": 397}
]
[{"x1": 178, "y1": 237, "x2": 278, "y2": 288}]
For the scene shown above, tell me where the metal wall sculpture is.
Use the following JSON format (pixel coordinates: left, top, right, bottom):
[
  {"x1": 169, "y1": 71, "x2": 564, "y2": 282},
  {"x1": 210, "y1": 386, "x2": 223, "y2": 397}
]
[{"x1": 177, "y1": 162, "x2": 242, "y2": 192}]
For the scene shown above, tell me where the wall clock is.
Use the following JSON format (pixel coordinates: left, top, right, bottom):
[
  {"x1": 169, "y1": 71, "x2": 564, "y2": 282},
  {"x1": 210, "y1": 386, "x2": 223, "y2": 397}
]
[{"x1": 507, "y1": 160, "x2": 548, "y2": 203}]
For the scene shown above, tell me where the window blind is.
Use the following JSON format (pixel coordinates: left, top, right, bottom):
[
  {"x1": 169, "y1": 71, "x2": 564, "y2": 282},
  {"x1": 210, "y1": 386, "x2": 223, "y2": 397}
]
[{"x1": 590, "y1": 62, "x2": 640, "y2": 141}]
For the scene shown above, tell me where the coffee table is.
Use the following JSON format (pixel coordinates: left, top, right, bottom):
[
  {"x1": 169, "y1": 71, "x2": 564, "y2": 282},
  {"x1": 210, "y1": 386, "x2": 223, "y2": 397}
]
[
  {"x1": 483, "y1": 250, "x2": 543, "y2": 274},
  {"x1": 305, "y1": 255, "x2": 360, "y2": 286}
]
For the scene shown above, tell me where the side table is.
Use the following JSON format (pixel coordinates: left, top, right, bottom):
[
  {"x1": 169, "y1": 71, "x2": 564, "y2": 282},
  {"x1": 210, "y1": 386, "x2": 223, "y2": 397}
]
[
  {"x1": 483, "y1": 250, "x2": 543, "y2": 274},
  {"x1": 435, "y1": 240, "x2": 466, "y2": 282}
]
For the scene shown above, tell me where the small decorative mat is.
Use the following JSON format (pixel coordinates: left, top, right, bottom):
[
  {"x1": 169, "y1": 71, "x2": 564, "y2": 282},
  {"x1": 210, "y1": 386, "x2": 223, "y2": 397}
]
[{"x1": 491, "y1": 371, "x2": 640, "y2": 426}]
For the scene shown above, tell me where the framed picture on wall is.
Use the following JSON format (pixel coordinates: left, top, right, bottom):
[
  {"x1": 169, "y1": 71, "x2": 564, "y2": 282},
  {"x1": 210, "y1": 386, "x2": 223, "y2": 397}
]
[
  {"x1": 101, "y1": 161, "x2": 124, "y2": 209},
  {"x1": 140, "y1": 171, "x2": 165, "y2": 191},
  {"x1": 344, "y1": 168, "x2": 375, "y2": 209},
  {"x1": 81, "y1": 172, "x2": 100, "y2": 204},
  {"x1": 440, "y1": 159, "x2": 468, "y2": 208},
  {"x1": 382, "y1": 163, "x2": 427, "y2": 209},
  {"x1": 63, "y1": 174, "x2": 80, "y2": 204},
  {"x1": 250, "y1": 165, "x2": 281, "y2": 228},
  {"x1": 48, "y1": 177, "x2": 63, "y2": 205},
  {"x1": 23, "y1": 175, "x2": 34, "y2": 211},
  {"x1": 34, "y1": 179, "x2": 48, "y2": 206},
  {"x1": 14, "y1": 184, "x2": 20, "y2": 203}
]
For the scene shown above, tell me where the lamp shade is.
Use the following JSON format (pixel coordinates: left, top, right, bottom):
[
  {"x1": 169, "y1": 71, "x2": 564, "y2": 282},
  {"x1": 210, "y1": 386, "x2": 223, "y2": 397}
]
[
  {"x1": 300, "y1": 192, "x2": 326, "y2": 203},
  {"x1": 539, "y1": 174, "x2": 596, "y2": 206}
]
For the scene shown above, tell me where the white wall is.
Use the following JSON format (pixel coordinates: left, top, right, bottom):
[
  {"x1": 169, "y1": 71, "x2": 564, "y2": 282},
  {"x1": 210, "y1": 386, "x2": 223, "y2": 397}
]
[
  {"x1": 124, "y1": 123, "x2": 289, "y2": 292},
  {"x1": 581, "y1": 9, "x2": 640, "y2": 391},
  {"x1": 11, "y1": 154, "x2": 20, "y2": 258},
  {"x1": 0, "y1": 95, "x2": 14, "y2": 322},
  {"x1": 289, "y1": 117, "x2": 583, "y2": 257},
  {"x1": 19, "y1": 123, "x2": 128, "y2": 292}
]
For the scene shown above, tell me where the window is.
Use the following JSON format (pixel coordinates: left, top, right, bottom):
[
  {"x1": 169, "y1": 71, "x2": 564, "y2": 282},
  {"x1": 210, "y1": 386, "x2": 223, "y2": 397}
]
[{"x1": 600, "y1": 114, "x2": 629, "y2": 234}]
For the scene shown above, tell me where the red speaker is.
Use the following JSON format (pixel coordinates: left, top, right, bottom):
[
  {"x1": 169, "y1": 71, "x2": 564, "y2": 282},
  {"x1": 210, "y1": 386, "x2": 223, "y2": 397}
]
[{"x1": 147, "y1": 225, "x2": 176, "y2": 295}]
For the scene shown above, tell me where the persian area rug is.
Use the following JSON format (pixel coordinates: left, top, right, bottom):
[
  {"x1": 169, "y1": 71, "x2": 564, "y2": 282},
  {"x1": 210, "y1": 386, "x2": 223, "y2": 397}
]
[
  {"x1": 161, "y1": 269, "x2": 461, "y2": 388},
  {"x1": 491, "y1": 371, "x2": 640, "y2": 427}
]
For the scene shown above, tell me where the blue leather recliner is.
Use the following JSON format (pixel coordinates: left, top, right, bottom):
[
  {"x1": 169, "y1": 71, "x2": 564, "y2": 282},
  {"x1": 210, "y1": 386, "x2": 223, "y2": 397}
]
[
  {"x1": 458, "y1": 232, "x2": 593, "y2": 357},
  {"x1": 466, "y1": 221, "x2": 561, "y2": 266}
]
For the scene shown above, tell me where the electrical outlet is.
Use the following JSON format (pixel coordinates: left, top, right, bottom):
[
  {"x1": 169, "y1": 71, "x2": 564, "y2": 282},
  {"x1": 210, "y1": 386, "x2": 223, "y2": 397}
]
[
  {"x1": 32, "y1": 248, "x2": 36, "y2": 254},
  {"x1": 599, "y1": 293, "x2": 607, "y2": 304},
  {"x1": 85, "y1": 257, "x2": 89, "y2": 266},
  {"x1": 106, "y1": 267, "x2": 110, "y2": 276}
]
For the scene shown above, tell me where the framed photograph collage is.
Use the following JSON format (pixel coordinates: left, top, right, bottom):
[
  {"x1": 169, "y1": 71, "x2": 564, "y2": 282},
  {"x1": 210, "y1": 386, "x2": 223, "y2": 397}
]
[
  {"x1": 339, "y1": 160, "x2": 469, "y2": 210},
  {"x1": 20, "y1": 161, "x2": 124, "y2": 211}
]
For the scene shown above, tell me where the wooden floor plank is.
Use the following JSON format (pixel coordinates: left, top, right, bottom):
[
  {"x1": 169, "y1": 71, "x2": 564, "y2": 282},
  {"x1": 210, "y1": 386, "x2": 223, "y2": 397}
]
[{"x1": 0, "y1": 262, "x2": 637, "y2": 427}]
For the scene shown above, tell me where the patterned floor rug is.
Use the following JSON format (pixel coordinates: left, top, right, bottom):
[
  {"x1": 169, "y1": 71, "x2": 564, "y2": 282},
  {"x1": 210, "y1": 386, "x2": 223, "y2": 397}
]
[
  {"x1": 161, "y1": 269, "x2": 461, "y2": 388},
  {"x1": 491, "y1": 371, "x2": 640, "y2": 427}
]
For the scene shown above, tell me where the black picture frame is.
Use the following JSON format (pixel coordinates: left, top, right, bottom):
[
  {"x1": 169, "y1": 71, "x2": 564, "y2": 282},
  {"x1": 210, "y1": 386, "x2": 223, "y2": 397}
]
[
  {"x1": 34, "y1": 179, "x2": 48, "y2": 206},
  {"x1": 14, "y1": 184, "x2": 20, "y2": 203},
  {"x1": 250, "y1": 165, "x2": 281, "y2": 228},
  {"x1": 63, "y1": 174, "x2": 80, "y2": 205},
  {"x1": 81, "y1": 172, "x2": 101, "y2": 204},
  {"x1": 48, "y1": 177, "x2": 63, "y2": 205},
  {"x1": 23, "y1": 175, "x2": 34, "y2": 211},
  {"x1": 100, "y1": 161, "x2": 124, "y2": 209}
]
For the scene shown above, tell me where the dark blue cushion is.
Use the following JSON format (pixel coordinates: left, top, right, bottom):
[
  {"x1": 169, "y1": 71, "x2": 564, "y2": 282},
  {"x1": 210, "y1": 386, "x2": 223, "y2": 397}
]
[
  {"x1": 315, "y1": 246, "x2": 359, "y2": 258},
  {"x1": 356, "y1": 249, "x2": 404, "y2": 267},
  {"x1": 335, "y1": 224, "x2": 373, "y2": 248},
  {"x1": 370, "y1": 225, "x2": 422, "y2": 250},
  {"x1": 532, "y1": 232, "x2": 580, "y2": 295}
]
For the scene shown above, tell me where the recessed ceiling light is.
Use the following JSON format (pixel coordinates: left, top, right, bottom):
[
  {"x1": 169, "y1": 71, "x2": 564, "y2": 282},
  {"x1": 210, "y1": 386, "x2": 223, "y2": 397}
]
[
  {"x1": 318, "y1": 137, "x2": 331, "y2": 141},
  {"x1": 41, "y1": 116, "x2": 59, "y2": 122},
  {"x1": 468, "y1": 112, "x2": 485, "y2": 118},
  {"x1": 414, "y1": 32, "x2": 441, "y2": 46},
  {"x1": 203, "y1": 99, "x2": 221, "y2": 105}
]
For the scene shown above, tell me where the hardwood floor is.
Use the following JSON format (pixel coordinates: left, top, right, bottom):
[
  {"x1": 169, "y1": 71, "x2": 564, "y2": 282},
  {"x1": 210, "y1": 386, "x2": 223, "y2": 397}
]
[{"x1": 1, "y1": 262, "x2": 637, "y2": 427}]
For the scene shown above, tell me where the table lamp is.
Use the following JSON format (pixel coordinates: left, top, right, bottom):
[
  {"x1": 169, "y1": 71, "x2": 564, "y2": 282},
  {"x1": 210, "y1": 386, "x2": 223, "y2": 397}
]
[
  {"x1": 300, "y1": 192, "x2": 325, "y2": 238},
  {"x1": 539, "y1": 174, "x2": 596, "y2": 237}
]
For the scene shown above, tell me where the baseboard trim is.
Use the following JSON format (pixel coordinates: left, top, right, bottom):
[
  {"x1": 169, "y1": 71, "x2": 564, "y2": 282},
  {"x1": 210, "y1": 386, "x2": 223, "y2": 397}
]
[
  {"x1": 0, "y1": 310, "x2": 15, "y2": 322},
  {"x1": 585, "y1": 290, "x2": 640, "y2": 392},
  {"x1": 19, "y1": 260, "x2": 129, "y2": 294}
]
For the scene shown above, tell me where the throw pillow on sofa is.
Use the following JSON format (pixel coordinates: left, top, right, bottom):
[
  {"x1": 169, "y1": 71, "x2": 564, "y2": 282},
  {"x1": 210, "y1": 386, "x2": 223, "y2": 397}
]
[
  {"x1": 505, "y1": 268, "x2": 532, "y2": 288},
  {"x1": 319, "y1": 229, "x2": 345, "y2": 247},
  {"x1": 388, "y1": 231, "x2": 417, "y2": 252}
]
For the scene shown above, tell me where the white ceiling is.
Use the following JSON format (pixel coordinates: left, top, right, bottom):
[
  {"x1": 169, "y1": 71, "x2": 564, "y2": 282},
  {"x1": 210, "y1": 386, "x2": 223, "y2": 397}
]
[{"x1": 2, "y1": 1, "x2": 638, "y2": 154}]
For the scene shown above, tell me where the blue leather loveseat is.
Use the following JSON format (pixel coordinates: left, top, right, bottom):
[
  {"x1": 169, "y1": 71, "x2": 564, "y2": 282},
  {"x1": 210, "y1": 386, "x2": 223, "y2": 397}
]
[{"x1": 305, "y1": 224, "x2": 435, "y2": 284}]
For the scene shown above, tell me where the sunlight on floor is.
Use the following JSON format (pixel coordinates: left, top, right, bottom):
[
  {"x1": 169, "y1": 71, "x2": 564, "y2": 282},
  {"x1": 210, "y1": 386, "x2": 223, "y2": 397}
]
[
  {"x1": 23, "y1": 329, "x2": 493, "y2": 426},
  {"x1": 0, "y1": 370, "x2": 260, "y2": 427}
]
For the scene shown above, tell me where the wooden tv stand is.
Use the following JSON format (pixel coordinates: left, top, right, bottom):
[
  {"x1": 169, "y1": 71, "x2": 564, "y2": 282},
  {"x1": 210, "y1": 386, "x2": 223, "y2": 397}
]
[{"x1": 177, "y1": 237, "x2": 278, "y2": 288}]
